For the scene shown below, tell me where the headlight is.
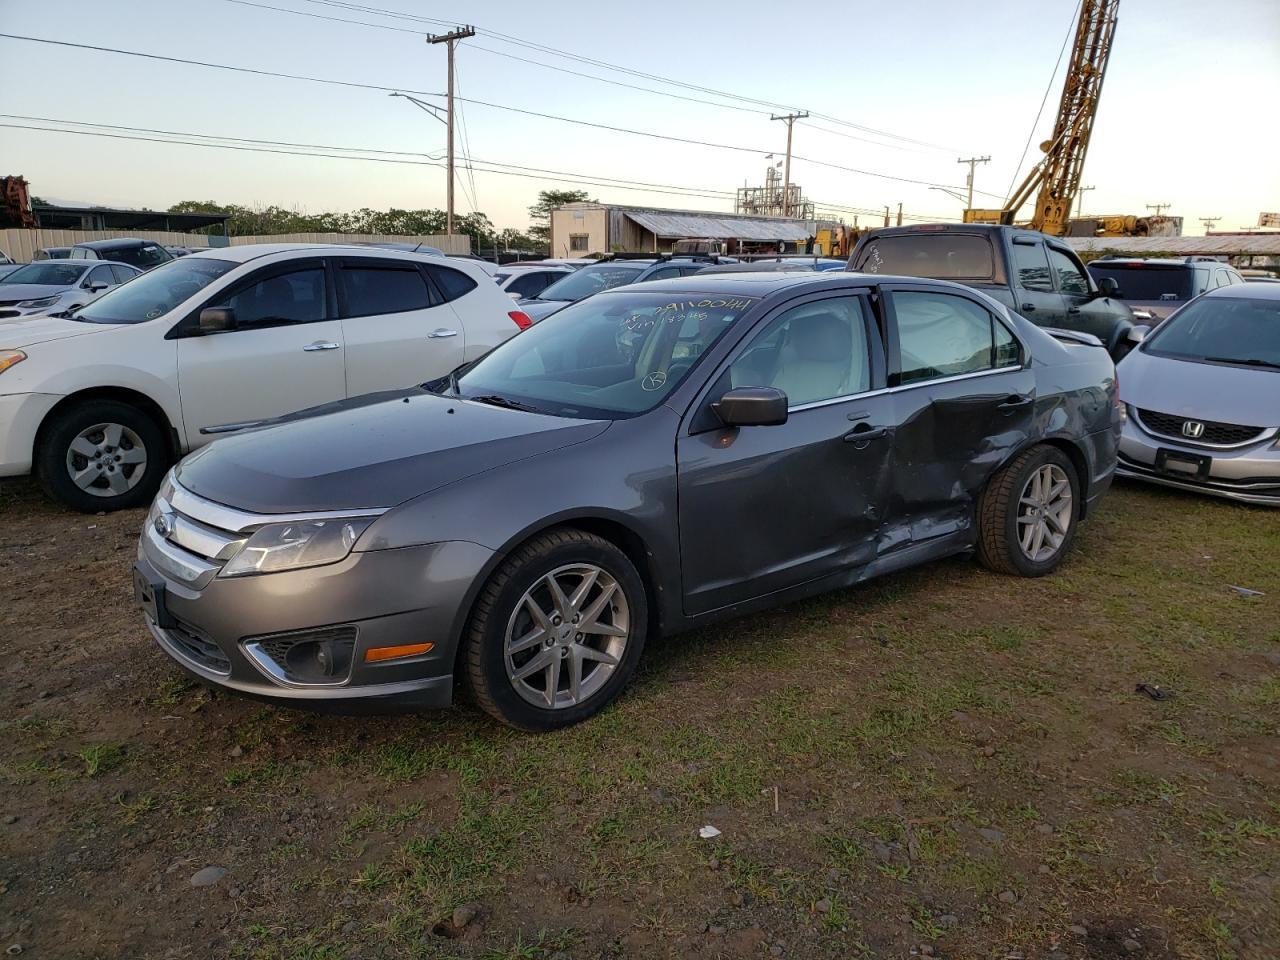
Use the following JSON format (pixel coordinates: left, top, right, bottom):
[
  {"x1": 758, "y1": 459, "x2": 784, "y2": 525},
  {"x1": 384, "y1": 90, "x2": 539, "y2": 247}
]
[
  {"x1": 0, "y1": 350, "x2": 26, "y2": 375},
  {"x1": 220, "y1": 517, "x2": 375, "y2": 577},
  {"x1": 17, "y1": 295, "x2": 60, "y2": 310}
]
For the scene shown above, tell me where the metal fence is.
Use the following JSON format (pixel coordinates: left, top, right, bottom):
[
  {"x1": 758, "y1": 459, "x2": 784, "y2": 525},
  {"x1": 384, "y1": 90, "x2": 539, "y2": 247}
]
[{"x1": 0, "y1": 228, "x2": 469, "y2": 263}]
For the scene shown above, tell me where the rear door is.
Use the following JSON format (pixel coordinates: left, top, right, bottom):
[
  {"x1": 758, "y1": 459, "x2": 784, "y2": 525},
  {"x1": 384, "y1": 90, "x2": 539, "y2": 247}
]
[
  {"x1": 1008, "y1": 236, "x2": 1066, "y2": 325},
  {"x1": 676, "y1": 290, "x2": 894, "y2": 614},
  {"x1": 881, "y1": 286, "x2": 1035, "y2": 546},
  {"x1": 336, "y1": 257, "x2": 466, "y2": 396},
  {"x1": 175, "y1": 258, "x2": 346, "y2": 441}
]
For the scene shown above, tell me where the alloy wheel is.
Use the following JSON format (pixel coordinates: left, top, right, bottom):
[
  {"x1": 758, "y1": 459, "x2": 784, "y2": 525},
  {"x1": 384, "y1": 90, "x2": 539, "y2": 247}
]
[
  {"x1": 504, "y1": 563, "x2": 630, "y2": 710},
  {"x1": 1016, "y1": 463, "x2": 1073, "y2": 563},
  {"x1": 65, "y1": 422, "x2": 148, "y2": 497}
]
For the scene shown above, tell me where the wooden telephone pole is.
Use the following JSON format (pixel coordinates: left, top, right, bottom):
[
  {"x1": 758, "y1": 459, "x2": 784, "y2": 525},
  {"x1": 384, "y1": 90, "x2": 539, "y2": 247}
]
[
  {"x1": 770, "y1": 111, "x2": 808, "y2": 217},
  {"x1": 426, "y1": 25, "x2": 475, "y2": 236}
]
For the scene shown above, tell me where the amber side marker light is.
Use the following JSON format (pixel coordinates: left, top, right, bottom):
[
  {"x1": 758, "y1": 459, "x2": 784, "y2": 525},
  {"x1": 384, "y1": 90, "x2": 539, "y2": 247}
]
[{"x1": 364, "y1": 642, "x2": 434, "y2": 663}]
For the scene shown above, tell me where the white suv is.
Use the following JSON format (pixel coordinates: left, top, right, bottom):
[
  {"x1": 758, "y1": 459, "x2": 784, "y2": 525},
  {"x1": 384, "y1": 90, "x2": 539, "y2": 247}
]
[{"x1": 0, "y1": 244, "x2": 531, "y2": 511}]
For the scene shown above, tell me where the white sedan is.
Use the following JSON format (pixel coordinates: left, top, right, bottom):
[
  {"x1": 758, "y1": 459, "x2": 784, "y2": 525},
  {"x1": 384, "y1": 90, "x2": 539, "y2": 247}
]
[{"x1": 0, "y1": 244, "x2": 530, "y2": 511}]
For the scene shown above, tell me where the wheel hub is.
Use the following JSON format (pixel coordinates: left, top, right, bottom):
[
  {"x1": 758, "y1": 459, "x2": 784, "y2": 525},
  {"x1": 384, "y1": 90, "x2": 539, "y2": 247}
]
[{"x1": 65, "y1": 422, "x2": 148, "y2": 498}]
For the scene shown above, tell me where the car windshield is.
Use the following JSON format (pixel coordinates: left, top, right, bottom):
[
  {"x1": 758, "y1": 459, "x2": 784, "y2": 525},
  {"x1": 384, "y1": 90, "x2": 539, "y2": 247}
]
[
  {"x1": 531, "y1": 264, "x2": 645, "y2": 302},
  {"x1": 0, "y1": 262, "x2": 88, "y2": 286},
  {"x1": 1089, "y1": 265, "x2": 1193, "y2": 301},
  {"x1": 855, "y1": 234, "x2": 994, "y2": 280},
  {"x1": 455, "y1": 290, "x2": 758, "y2": 418},
  {"x1": 73, "y1": 257, "x2": 236, "y2": 324},
  {"x1": 1142, "y1": 295, "x2": 1280, "y2": 367}
]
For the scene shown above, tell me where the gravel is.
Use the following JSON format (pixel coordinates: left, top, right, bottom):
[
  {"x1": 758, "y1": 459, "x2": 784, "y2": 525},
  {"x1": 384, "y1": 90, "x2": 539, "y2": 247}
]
[{"x1": 189, "y1": 866, "x2": 226, "y2": 887}]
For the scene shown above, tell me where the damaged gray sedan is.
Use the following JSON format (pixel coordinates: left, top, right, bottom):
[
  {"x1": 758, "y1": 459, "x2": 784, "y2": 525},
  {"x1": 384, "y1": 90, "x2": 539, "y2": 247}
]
[{"x1": 134, "y1": 272, "x2": 1119, "y2": 730}]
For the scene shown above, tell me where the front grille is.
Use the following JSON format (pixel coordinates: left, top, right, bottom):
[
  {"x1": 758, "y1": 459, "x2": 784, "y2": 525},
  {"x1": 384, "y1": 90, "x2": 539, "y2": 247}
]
[
  {"x1": 165, "y1": 621, "x2": 232, "y2": 675},
  {"x1": 0, "y1": 299, "x2": 20, "y2": 309},
  {"x1": 1137, "y1": 408, "x2": 1266, "y2": 447},
  {"x1": 0, "y1": 310, "x2": 19, "y2": 319}
]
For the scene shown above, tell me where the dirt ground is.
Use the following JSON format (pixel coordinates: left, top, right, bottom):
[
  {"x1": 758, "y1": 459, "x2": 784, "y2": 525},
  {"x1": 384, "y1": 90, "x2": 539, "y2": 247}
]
[{"x1": 0, "y1": 476, "x2": 1277, "y2": 960}]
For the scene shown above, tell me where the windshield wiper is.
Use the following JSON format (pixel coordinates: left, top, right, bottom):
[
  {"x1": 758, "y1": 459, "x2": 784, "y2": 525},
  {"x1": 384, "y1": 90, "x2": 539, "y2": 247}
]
[
  {"x1": 1204, "y1": 356, "x2": 1280, "y2": 370},
  {"x1": 466, "y1": 394, "x2": 544, "y2": 413}
]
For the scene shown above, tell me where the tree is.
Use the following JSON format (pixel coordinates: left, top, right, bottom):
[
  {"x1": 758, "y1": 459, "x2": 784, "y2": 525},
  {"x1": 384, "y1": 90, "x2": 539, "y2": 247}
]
[{"x1": 526, "y1": 189, "x2": 592, "y2": 246}]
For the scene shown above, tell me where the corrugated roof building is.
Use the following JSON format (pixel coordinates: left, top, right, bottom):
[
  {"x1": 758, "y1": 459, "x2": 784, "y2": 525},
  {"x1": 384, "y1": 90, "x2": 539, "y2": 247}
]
[
  {"x1": 1064, "y1": 233, "x2": 1280, "y2": 268},
  {"x1": 550, "y1": 202, "x2": 839, "y2": 257}
]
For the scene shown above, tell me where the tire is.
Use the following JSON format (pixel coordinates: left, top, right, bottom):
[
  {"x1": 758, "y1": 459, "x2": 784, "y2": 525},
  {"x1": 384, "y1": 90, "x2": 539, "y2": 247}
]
[
  {"x1": 36, "y1": 399, "x2": 170, "y2": 513},
  {"x1": 463, "y1": 528, "x2": 648, "y2": 731},
  {"x1": 976, "y1": 445, "x2": 1080, "y2": 577}
]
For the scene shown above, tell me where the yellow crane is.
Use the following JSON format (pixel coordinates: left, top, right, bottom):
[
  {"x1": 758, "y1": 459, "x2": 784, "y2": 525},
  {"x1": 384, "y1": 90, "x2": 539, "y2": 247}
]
[{"x1": 965, "y1": 0, "x2": 1119, "y2": 236}]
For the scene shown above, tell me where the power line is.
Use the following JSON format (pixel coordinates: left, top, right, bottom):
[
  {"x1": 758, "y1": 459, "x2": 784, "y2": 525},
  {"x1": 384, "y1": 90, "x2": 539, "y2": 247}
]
[
  {"x1": 226, "y1": 0, "x2": 957, "y2": 150},
  {"x1": 0, "y1": 31, "x2": 990, "y2": 196},
  {"x1": 0, "y1": 32, "x2": 442, "y2": 98}
]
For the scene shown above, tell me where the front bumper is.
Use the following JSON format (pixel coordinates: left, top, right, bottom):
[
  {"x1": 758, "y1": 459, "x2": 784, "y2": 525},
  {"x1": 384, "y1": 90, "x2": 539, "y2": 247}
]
[
  {"x1": 0, "y1": 392, "x2": 62, "y2": 476},
  {"x1": 1117, "y1": 415, "x2": 1280, "y2": 506},
  {"x1": 135, "y1": 536, "x2": 495, "y2": 712}
]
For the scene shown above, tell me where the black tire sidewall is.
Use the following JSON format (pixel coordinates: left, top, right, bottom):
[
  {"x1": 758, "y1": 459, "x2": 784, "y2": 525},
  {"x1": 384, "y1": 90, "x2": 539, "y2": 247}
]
[
  {"x1": 38, "y1": 400, "x2": 169, "y2": 512},
  {"x1": 1001, "y1": 447, "x2": 1080, "y2": 577},
  {"x1": 472, "y1": 536, "x2": 647, "y2": 731}
]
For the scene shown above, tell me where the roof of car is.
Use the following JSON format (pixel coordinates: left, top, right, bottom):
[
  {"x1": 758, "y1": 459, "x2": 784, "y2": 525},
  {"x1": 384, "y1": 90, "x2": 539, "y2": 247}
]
[
  {"x1": 73, "y1": 238, "x2": 168, "y2": 250},
  {"x1": 183, "y1": 243, "x2": 454, "y2": 264},
  {"x1": 1200, "y1": 282, "x2": 1280, "y2": 301},
  {"x1": 596, "y1": 271, "x2": 901, "y2": 299}
]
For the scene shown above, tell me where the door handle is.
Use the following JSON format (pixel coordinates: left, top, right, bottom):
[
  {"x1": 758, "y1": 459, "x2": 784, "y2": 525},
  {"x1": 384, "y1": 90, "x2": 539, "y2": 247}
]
[
  {"x1": 997, "y1": 394, "x2": 1033, "y2": 410},
  {"x1": 1020, "y1": 303, "x2": 1036, "y2": 312},
  {"x1": 427, "y1": 328, "x2": 459, "y2": 339},
  {"x1": 843, "y1": 424, "x2": 888, "y2": 444},
  {"x1": 1066, "y1": 306, "x2": 1081, "y2": 315},
  {"x1": 303, "y1": 340, "x2": 339, "y2": 352}
]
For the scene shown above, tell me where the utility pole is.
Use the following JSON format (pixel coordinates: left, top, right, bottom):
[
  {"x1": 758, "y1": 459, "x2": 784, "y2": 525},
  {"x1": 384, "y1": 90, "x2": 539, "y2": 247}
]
[
  {"x1": 1146, "y1": 202, "x2": 1171, "y2": 218},
  {"x1": 883, "y1": 206, "x2": 890, "y2": 227},
  {"x1": 956, "y1": 156, "x2": 990, "y2": 210},
  {"x1": 896, "y1": 203, "x2": 903, "y2": 227},
  {"x1": 1075, "y1": 185, "x2": 1095, "y2": 218},
  {"x1": 426, "y1": 25, "x2": 475, "y2": 237},
  {"x1": 770, "y1": 111, "x2": 808, "y2": 217},
  {"x1": 1199, "y1": 216, "x2": 1221, "y2": 234}
]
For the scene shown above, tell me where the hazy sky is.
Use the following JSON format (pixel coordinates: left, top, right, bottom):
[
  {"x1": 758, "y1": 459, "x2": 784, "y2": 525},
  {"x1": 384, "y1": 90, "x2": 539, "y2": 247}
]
[{"x1": 2, "y1": 0, "x2": 1277, "y2": 235}]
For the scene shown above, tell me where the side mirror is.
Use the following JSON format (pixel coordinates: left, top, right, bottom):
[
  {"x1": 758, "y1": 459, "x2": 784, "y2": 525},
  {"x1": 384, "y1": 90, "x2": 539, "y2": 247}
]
[
  {"x1": 1097, "y1": 276, "x2": 1121, "y2": 298},
  {"x1": 88, "y1": 282, "x2": 110, "y2": 293},
  {"x1": 198, "y1": 306, "x2": 237, "y2": 334},
  {"x1": 712, "y1": 386, "x2": 789, "y2": 427}
]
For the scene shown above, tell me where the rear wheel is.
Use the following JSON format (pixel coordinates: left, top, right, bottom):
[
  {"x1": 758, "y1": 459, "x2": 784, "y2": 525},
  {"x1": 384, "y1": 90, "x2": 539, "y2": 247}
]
[
  {"x1": 976, "y1": 445, "x2": 1079, "y2": 577},
  {"x1": 37, "y1": 399, "x2": 169, "y2": 512},
  {"x1": 463, "y1": 529, "x2": 647, "y2": 731}
]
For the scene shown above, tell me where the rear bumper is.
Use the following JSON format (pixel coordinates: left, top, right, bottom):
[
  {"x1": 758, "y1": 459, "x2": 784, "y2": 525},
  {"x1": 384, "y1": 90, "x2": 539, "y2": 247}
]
[
  {"x1": 0, "y1": 392, "x2": 61, "y2": 476},
  {"x1": 135, "y1": 536, "x2": 495, "y2": 712}
]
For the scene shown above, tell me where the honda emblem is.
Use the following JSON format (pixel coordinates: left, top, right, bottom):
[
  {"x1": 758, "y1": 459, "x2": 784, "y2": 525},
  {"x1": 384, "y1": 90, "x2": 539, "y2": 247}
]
[{"x1": 1181, "y1": 420, "x2": 1205, "y2": 439}]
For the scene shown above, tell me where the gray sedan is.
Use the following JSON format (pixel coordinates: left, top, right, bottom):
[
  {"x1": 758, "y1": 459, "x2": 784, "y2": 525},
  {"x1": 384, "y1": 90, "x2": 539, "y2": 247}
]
[
  {"x1": 0, "y1": 260, "x2": 141, "y2": 320},
  {"x1": 134, "y1": 272, "x2": 1119, "y2": 730},
  {"x1": 1117, "y1": 282, "x2": 1280, "y2": 505}
]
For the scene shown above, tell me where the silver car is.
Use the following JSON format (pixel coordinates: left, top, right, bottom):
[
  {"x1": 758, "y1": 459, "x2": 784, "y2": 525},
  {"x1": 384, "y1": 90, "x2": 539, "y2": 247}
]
[
  {"x1": 1117, "y1": 283, "x2": 1280, "y2": 505},
  {"x1": 0, "y1": 260, "x2": 142, "y2": 320}
]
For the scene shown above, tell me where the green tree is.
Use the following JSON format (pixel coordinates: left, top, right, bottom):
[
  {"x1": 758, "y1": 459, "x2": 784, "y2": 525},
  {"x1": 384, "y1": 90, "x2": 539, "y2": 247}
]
[{"x1": 526, "y1": 189, "x2": 592, "y2": 246}]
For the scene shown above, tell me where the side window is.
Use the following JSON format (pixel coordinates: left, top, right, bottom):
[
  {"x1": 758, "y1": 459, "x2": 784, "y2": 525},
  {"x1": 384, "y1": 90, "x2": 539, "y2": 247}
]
[
  {"x1": 425, "y1": 264, "x2": 478, "y2": 303},
  {"x1": 729, "y1": 297, "x2": 870, "y2": 407},
  {"x1": 341, "y1": 264, "x2": 432, "y2": 317},
  {"x1": 215, "y1": 267, "x2": 327, "y2": 329},
  {"x1": 1214, "y1": 269, "x2": 1236, "y2": 288},
  {"x1": 893, "y1": 292, "x2": 1016, "y2": 386},
  {"x1": 110, "y1": 265, "x2": 137, "y2": 284},
  {"x1": 1011, "y1": 242, "x2": 1054, "y2": 291},
  {"x1": 505, "y1": 273, "x2": 547, "y2": 299},
  {"x1": 645, "y1": 266, "x2": 682, "y2": 282},
  {"x1": 86, "y1": 265, "x2": 115, "y2": 287},
  {"x1": 1047, "y1": 248, "x2": 1089, "y2": 295}
]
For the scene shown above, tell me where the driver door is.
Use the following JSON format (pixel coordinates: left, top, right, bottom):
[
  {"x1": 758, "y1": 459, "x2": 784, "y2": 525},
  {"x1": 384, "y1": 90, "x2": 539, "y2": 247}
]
[
  {"x1": 676, "y1": 291, "x2": 894, "y2": 615},
  {"x1": 175, "y1": 259, "x2": 347, "y2": 444}
]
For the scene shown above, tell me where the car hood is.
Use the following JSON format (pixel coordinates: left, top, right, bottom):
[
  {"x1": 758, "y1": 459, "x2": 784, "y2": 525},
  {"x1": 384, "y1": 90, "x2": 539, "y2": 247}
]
[
  {"x1": 0, "y1": 313, "x2": 116, "y2": 345},
  {"x1": 1119, "y1": 350, "x2": 1280, "y2": 425},
  {"x1": 175, "y1": 389, "x2": 609, "y2": 513},
  {"x1": 0, "y1": 282, "x2": 73, "y2": 302},
  {"x1": 518, "y1": 298, "x2": 571, "y2": 322}
]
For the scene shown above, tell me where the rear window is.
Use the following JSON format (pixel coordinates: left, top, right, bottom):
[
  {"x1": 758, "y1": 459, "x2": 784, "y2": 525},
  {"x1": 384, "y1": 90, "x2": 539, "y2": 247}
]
[
  {"x1": 425, "y1": 264, "x2": 478, "y2": 303},
  {"x1": 1088, "y1": 265, "x2": 1193, "y2": 302},
  {"x1": 341, "y1": 265, "x2": 432, "y2": 317},
  {"x1": 105, "y1": 244, "x2": 173, "y2": 269},
  {"x1": 855, "y1": 235, "x2": 994, "y2": 280}
]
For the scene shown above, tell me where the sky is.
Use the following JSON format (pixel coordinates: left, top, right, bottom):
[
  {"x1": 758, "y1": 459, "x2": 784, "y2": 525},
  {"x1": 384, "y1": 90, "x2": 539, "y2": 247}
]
[{"x1": 1, "y1": 0, "x2": 1277, "y2": 237}]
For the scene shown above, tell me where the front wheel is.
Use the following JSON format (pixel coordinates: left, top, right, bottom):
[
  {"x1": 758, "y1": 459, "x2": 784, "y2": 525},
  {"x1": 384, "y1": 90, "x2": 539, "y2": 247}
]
[
  {"x1": 463, "y1": 529, "x2": 647, "y2": 731},
  {"x1": 976, "y1": 445, "x2": 1080, "y2": 577},
  {"x1": 36, "y1": 399, "x2": 169, "y2": 512}
]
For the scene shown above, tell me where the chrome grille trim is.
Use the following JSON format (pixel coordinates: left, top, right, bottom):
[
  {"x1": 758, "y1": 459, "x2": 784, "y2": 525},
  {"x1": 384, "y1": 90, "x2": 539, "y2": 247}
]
[
  {"x1": 169, "y1": 479, "x2": 388, "y2": 534},
  {"x1": 1132, "y1": 408, "x2": 1274, "y2": 450}
]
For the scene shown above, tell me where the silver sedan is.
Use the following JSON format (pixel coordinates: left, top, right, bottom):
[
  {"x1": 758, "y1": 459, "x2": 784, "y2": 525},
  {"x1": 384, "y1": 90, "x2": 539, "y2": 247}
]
[
  {"x1": 1116, "y1": 283, "x2": 1280, "y2": 505},
  {"x1": 0, "y1": 260, "x2": 141, "y2": 320}
]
